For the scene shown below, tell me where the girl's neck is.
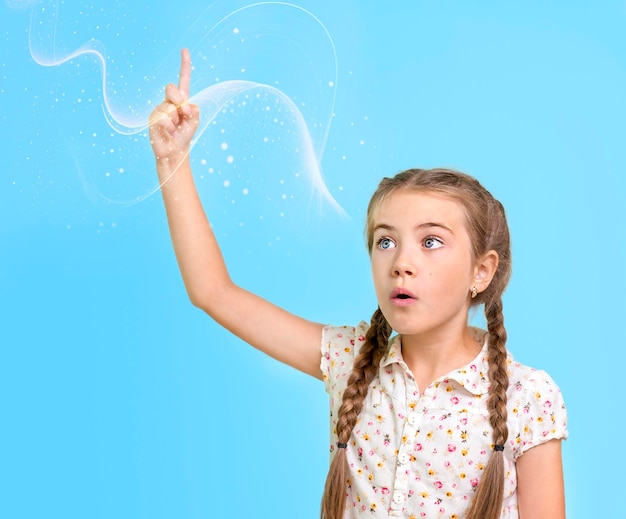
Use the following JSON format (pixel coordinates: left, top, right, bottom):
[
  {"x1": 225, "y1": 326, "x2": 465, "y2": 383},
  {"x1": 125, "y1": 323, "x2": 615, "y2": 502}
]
[{"x1": 399, "y1": 325, "x2": 483, "y2": 393}]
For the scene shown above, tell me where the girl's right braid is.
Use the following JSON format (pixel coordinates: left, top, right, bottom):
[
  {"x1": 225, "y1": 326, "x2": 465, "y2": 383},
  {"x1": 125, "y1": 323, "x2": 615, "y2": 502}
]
[
  {"x1": 320, "y1": 307, "x2": 391, "y2": 519},
  {"x1": 336, "y1": 308, "x2": 391, "y2": 445}
]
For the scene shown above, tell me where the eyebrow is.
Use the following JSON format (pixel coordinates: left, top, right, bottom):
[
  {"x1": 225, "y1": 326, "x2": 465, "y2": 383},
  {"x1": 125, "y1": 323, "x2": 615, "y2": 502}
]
[{"x1": 373, "y1": 222, "x2": 455, "y2": 234}]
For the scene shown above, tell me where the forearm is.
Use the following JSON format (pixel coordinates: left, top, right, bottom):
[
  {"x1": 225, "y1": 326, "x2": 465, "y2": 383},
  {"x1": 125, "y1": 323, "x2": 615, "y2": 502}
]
[{"x1": 157, "y1": 157, "x2": 232, "y2": 309}]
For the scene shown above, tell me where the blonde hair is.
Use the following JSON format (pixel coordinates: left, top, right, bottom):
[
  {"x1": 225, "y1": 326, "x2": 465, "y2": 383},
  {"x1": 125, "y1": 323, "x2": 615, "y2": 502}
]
[{"x1": 321, "y1": 168, "x2": 512, "y2": 519}]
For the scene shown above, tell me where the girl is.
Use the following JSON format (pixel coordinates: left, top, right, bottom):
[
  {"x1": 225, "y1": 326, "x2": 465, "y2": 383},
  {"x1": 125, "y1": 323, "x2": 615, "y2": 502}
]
[{"x1": 149, "y1": 49, "x2": 567, "y2": 519}]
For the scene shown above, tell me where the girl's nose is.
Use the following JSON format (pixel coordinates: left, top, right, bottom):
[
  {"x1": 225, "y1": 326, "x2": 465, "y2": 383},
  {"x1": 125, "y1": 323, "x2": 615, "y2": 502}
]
[
  {"x1": 392, "y1": 250, "x2": 416, "y2": 277},
  {"x1": 393, "y1": 264, "x2": 415, "y2": 277}
]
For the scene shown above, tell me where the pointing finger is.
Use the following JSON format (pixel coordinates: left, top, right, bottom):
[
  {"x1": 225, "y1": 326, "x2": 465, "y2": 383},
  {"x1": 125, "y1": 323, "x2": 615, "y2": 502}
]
[{"x1": 178, "y1": 48, "x2": 192, "y2": 100}]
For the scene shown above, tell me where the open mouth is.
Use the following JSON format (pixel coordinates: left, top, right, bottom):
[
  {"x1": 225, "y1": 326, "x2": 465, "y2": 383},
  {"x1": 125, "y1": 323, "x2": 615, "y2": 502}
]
[{"x1": 391, "y1": 289, "x2": 416, "y2": 302}]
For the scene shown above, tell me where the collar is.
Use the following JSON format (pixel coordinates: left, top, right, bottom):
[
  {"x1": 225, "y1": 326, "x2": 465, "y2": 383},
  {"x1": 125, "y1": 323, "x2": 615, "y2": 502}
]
[{"x1": 380, "y1": 330, "x2": 492, "y2": 396}]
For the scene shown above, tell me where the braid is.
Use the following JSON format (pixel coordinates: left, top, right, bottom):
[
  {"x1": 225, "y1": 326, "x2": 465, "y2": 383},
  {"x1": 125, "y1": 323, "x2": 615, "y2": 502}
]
[
  {"x1": 320, "y1": 308, "x2": 391, "y2": 519},
  {"x1": 465, "y1": 297, "x2": 509, "y2": 519},
  {"x1": 485, "y1": 298, "x2": 509, "y2": 448}
]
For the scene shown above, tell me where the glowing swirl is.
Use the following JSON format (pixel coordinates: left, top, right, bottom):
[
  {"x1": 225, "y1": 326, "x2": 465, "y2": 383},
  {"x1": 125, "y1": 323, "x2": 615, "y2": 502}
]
[{"x1": 19, "y1": 0, "x2": 345, "y2": 213}]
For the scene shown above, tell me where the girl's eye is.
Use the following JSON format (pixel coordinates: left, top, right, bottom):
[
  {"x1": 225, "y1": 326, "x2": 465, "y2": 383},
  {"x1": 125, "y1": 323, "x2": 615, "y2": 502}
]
[
  {"x1": 376, "y1": 237, "x2": 396, "y2": 250},
  {"x1": 423, "y1": 237, "x2": 443, "y2": 249}
]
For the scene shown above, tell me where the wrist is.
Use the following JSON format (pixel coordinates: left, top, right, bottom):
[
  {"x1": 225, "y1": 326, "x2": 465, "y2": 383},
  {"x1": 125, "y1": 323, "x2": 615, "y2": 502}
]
[
  {"x1": 156, "y1": 159, "x2": 195, "y2": 194},
  {"x1": 155, "y1": 153, "x2": 191, "y2": 179}
]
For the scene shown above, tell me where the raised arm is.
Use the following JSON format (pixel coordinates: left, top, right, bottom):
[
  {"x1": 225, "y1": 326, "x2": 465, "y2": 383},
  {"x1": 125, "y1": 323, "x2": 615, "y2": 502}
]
[{"x1": 149, "y1": 49, "x2": 324, "y2": 379}]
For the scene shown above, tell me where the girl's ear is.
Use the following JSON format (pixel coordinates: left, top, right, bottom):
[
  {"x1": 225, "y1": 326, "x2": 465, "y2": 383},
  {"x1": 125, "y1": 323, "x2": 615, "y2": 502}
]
[{"x1": 473, "y1": 250, "x2": 499, "y2": 294}]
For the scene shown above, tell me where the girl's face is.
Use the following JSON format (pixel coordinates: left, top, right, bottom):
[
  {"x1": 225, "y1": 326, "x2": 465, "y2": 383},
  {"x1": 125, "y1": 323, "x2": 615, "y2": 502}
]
[{"x1": 370, "y1": 189, "x2": 477, "y2": 340}]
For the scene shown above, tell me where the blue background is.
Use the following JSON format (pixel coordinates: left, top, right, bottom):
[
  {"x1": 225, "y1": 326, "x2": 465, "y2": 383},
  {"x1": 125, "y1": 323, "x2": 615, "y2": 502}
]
[{"x1": 2, "y1": 1, "x2": 625, "y2": 517}]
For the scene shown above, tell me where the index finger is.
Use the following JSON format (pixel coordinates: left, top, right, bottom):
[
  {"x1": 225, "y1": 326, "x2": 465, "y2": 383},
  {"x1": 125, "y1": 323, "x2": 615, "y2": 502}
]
[{"x1": 178, "y1": 48, "x2": 192, "y2": 99}]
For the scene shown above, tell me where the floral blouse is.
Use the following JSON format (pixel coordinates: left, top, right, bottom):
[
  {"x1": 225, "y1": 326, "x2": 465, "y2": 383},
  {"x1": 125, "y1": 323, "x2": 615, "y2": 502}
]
[{"x1": 320, "y1": 322, "x2": 568, "y2": 518}]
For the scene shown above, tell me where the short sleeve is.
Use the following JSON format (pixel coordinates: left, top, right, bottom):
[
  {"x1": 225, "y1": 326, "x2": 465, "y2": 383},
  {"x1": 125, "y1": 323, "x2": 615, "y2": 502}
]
[
  {"x1": 509, "y1": 367, "x2": 568, "y2": 459},
  {"x1": 320, "y1": 322, "x2": 369, "y2": 396}
]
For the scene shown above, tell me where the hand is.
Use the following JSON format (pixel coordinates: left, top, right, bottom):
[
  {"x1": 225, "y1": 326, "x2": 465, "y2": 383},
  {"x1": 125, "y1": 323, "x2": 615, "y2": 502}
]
[{"x1": 149, "y1": 48, "x2": 200, "y2": 170}]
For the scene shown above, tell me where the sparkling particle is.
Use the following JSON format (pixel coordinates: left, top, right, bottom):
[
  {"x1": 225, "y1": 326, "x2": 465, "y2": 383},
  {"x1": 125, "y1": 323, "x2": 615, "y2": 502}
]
[
  {"x1": 221, "y1": 142, "x2": 228, "y2": 150},
  {"x1": 233, "y1": 27, "x2": 240, "y2": 34},
  {"x1": 242, "y1": 188, "x2": 249, "y2": 195},
  {"x1": 223, "y1": 180, "x2": 230, "y2": 187},
  {"x1": 328, "y1": 81, "x2": 334, "y2": 87},
  {"x1": 201, "y1": 158, "x2": 207, "y2": 165},
  {"x1": 226, "y1": 156, "x2": 234, "y2": 163}
]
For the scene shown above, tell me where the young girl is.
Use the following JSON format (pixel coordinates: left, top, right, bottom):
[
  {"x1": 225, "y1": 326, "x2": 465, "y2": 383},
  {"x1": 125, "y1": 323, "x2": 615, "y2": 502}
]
[{"x1": 149, "y1": 49, "x2": 567, "y2": 519}]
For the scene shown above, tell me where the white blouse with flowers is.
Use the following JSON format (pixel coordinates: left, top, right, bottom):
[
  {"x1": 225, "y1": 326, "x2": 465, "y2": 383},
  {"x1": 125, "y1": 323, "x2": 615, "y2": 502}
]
[{"x1": 320, "y1": 322, "x2": 568, "y2": 519}]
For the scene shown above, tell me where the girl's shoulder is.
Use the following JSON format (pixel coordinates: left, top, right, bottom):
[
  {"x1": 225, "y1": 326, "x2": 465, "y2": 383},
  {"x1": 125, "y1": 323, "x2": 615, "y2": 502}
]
[
  {"x1": 322, "y1": 321, "x2": 369, "y2": 351},
  {"x1": 320, "y1": 322, "x2": 369, "y2": 391},
  {"x1": 505, "y1": 352, "x2": 563, "y2": 396},
  {"x1": 505, "y1": 353, "x2": 569, "y2": 455}
]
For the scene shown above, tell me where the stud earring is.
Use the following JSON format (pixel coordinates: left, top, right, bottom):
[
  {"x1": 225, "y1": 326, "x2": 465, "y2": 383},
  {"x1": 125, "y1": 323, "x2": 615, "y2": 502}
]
[{"x1": 470, "y1": 287, "x2": 478, "y2": 299}]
